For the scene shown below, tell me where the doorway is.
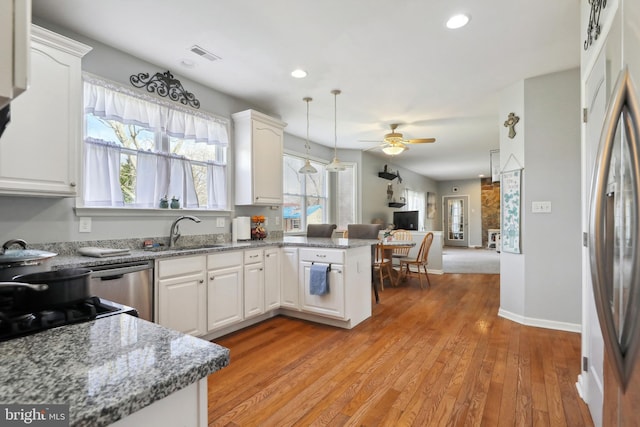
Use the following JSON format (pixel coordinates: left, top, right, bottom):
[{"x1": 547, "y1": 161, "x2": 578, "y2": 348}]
[{"x1": 444, "y1": 195, "x2": 469, "y2": 247}]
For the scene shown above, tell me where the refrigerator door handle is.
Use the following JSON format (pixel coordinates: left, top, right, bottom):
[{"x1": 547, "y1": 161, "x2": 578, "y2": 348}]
[{"x1": 590, "y1": 67, "x2": 640, "y2": 391}]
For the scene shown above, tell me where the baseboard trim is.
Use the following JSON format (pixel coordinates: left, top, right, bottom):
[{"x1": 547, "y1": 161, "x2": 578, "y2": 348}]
[
  {"x1": 498, "y1": 308, "x2": 581, "y2": 333},
  {"x1": 428, "y1": 269, "x2": 444, "y2": 275}
]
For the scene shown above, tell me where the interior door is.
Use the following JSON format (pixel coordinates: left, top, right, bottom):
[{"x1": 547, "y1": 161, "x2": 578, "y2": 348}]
[{"x1": 444, "y1": 195, "x2": 468, "y2": 247}]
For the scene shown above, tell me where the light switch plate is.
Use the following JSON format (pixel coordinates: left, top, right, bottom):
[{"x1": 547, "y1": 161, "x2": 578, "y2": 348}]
[
  {"x1": 531, "y1": 201, "x2": 552, "y2": 213},
  {"x1": 216, "y1": 217, "x2": 225, "y2": 227},
  {"x1": 79, "y1": 217, "x2": 92, "y2": 233}
]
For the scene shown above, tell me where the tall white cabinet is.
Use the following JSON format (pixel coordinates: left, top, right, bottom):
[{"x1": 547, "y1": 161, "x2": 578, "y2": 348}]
[
  {"x1": 232, "y1": 109, "x2": 286, "y2": 205},
  {"x1": 0, "y1": 25, "x2": 91, "y2": 197}
]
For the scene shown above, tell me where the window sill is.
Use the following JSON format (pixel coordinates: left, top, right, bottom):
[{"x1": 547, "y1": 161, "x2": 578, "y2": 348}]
[{"x1": 74, "y1": 206, "x2": 232, "y2": 218}]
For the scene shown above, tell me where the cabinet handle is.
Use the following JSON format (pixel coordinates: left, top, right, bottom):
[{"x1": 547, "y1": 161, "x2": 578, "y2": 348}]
[
  {"x1": 199, "y1": 279, "x2": 204, "y2": 284},
  {"x1": 69, "y1": 182, "x2": 76, "y2": 187},
  {"x1": 259, "y1": 268, "x2": 263, "y2": 271},
  {"x1": 209, "y1": 276, "x2": 214, "y2": 281},
  {"x1": 250, "y1": 254, "x2": 259, "y2": 258},
  {"x1": 315, "y1": 254, "x2": 327, "y2": 258}
]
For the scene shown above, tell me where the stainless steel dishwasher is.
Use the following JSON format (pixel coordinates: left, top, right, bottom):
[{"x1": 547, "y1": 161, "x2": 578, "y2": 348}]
[{"x1": 89, "y1": 260, "x2": 154, "y2": 322}]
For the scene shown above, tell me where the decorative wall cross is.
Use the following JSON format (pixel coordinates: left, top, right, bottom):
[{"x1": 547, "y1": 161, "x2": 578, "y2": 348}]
[{"x1": 503, "y1": 112, "x2": 520, "y2": 139}]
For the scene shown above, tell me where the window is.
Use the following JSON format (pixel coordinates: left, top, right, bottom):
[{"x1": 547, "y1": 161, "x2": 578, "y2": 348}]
[
  {"x1": 82, "y1": 75, "x2": 229, "y2": 210},
  {"x1": 283, "y1": 154, "x2": 328, "y2": 232},
  {"x1": 405, "y1": 189, "x2": 425, "y2": 231}
]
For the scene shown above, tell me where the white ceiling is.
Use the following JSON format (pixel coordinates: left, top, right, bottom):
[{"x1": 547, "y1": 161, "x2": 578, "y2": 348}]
[{"x1": 32, "y1": 0, "x2": 580, "y2": 181}]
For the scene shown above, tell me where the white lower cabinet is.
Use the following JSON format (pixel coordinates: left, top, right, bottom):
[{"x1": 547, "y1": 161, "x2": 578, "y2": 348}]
[
  {"x1": 207, "y1": 251, "x2": 243, "y2": 331},
  {"x1": 157, "y1": 255, "x2": 207, "y2": 336},
  {"x1": 280, "y1": 247, "x2": 299, "y2": 310},
  {"x1": 299, "y1": 249, "x2": 346, "y2": 319},
  {"x1": 264, "y1": 248, "x2": 281, "y2": 310},
  {"x1": 243, "y1": 249, "x2": 264, "y2": 318}
]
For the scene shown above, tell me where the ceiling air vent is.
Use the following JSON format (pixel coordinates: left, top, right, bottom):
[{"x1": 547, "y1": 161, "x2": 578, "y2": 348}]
[{"x1": 189, "y1": 45, "x2": 220, "y2": 62}]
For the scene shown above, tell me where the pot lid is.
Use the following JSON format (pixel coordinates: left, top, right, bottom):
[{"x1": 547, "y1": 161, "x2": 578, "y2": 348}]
[
  {"x1": 0, "y1": 249, "x2": 57, "y2": 267},
  {"x1": 0, "y1": 239, "x2": 57, "y2": 266}
]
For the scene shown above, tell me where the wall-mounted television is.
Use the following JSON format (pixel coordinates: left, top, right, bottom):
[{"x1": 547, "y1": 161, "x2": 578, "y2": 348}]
[{"x1": 393, "y1": 210, "x2": 419, "y2": 231}]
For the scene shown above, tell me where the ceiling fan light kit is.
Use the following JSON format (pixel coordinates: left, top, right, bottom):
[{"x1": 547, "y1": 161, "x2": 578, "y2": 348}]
[
  {"x1": 326, "y1": 89, "x2": 346, "y2": 172},
  {"x1": 298, "y1": 96, "x2": 318, "y2": 174},
  {"x1": 382, "y1": 144, "x2": 407, "y2": 156}
]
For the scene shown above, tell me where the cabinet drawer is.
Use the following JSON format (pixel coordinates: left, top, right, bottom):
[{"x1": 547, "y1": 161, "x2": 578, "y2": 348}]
[
  {"x1": 244, "y1": 249, "x2": 263, "y2": 264},
  {"x1": 299, "y1": 248, "x2": 344, "y2": 264},
  {"x1": 158, "y1": 255, "x2": 206, "y2": 279},
  {"x1": 207, "y1": 251, "x2": 243, "y2": 270}
]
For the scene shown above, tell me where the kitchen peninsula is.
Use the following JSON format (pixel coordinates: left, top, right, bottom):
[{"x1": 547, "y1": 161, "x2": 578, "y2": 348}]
[{"x1": 47, "y1": 236, "x2": 377, "y2": 338}]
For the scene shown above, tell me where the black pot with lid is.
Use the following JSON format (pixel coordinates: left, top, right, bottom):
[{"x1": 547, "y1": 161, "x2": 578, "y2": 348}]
[{"x1": 0, "y1": 239, "x2": 57, "y2": 282}]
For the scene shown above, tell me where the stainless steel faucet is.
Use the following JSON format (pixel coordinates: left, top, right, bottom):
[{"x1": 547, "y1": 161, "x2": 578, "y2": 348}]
[{"x1": 169, "y1": 215, "x2": 201, "y2": 248}]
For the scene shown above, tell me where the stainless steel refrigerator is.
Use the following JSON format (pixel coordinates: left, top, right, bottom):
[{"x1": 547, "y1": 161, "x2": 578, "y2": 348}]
[{"x1": 589, "y1": 1, "x2": 640, "y2": 424}]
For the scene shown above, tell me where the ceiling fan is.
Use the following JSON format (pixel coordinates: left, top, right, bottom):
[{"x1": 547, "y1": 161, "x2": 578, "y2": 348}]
[{"x1": 362, "y1": 123, "x2": 436, "y2": 156}]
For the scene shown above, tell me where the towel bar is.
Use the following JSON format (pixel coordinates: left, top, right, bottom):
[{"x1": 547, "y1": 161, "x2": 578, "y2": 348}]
[{"x1": 311, "y1": 261, "x2": 331, "y2": 271}]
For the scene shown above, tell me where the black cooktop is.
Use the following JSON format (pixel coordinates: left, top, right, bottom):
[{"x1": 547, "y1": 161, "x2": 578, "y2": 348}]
[{"x1": 0, "y1": 296, "x2": 138, "y2": 342}]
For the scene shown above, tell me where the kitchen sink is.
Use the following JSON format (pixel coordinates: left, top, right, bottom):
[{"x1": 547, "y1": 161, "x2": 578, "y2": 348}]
[{"x1": 143, "y1": 244, "x2": 226, "y2": 252}]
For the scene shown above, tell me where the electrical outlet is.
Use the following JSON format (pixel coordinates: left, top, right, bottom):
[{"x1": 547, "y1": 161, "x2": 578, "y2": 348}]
[
  {"x1": 79, "y1": 217, "x2": 92, "y2": 233},
  {"x1": 216, "y1": 217, "x2": 225, "y2": 227}
]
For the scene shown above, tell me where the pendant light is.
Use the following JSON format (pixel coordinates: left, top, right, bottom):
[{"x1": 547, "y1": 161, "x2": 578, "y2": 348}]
[
  {"x1": 298, "y1": 97, "x2": 318, "y2": 174},
  {"x1": 326, "y1": 89, "x2": 346, "y2": 172}
]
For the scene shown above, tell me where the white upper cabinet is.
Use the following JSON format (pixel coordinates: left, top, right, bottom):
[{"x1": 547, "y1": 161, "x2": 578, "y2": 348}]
[
  {"x1": 0, "y1": 25, "x2": 91, "y2": 197},
  {"x1": 0, "y1": 0, "x2": 30, "y2": 108},
  {"x1": 232, "y1": 109, "x2": 286, "y2": 205}
]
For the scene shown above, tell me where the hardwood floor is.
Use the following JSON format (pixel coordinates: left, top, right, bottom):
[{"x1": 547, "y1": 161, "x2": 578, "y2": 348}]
[{"x1": 207, "y1": 273, "x2": 593, "y2": 426}]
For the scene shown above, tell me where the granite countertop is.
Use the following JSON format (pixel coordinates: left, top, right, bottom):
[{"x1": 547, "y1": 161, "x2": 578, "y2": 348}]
[
  {"x1": 50, "y1": 237, "x2": 378, "y2": 269},
  {"x1": 0, "y1": 314, "x2": 229, "y2": 427}
]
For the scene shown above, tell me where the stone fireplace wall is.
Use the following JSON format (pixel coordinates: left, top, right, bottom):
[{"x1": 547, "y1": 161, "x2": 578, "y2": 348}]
[{"x1": 481, "y1": 177, "x2": 501, "y2": 248}]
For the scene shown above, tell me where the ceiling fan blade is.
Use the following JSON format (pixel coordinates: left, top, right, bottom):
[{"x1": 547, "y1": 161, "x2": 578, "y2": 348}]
[
  {"x1": 406, "y1": 138, "x2": 436, "y2": 144},
  {"x1": 358, "y1": 139, "x2": 384, "y2": 143}
]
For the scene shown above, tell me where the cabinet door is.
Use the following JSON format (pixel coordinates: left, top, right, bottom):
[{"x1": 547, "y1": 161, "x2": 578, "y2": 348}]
[
  {"x1": 252, "y1": 119, "x2": 283, "y2": 204},
  {"x1": 281, "y1": 248, "x2": 299, "y2": 309},
  {"x1": 299, "y1": 261, "x2": 345, "y2": 319},
  {"x1": 264, "y1": 249, "x2": 280, "y2": 310},
  {"x1": 244, "y1": 262, "x2": 265, "y2": 318},
  {"x1": 207, "y1": 265, "x2": 243, "y2": 331},
  {"x1": 158, "y1": 271, "x2": 206, "y2": 336},
  {"x1": 0, "y1": 28, "x2": 90, "y2": 197}
]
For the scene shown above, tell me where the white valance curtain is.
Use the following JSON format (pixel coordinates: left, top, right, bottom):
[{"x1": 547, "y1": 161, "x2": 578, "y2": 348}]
[
  {"x1": 82, "y1": 74, "x2": 229, "y2": 209},
  {"x1": 83, "y1": 75, "x2": 229, "y2": 146}
]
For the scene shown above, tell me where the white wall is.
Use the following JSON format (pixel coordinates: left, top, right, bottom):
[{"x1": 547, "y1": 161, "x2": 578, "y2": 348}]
[
  {"x1": 499, "y1": 80, "x2": 526, "y2": 319},
  {"x1": 499, "y1": 68, "x2": 582, "y2": 330},
  {"x1": 360, "y1": 152, "x2": 439, "y2": 230},
  {"x1": 438, "y1": 179, "x2": 483, "y2": 247}
]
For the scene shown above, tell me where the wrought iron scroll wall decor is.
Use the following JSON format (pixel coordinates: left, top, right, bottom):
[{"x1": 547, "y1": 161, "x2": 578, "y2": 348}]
[
  {"x1": 130, "y1": 70, "x2": 200, "y2": 109},
  {"x1": 584, "y1": 0, "x2": 607, "y2": 51}
]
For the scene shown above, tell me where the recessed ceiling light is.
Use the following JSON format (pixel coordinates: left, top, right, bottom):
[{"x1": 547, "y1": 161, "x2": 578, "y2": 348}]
[
  {"x1": 180, "y1": 59, "x2": 196, "y2": 68},
  {"x1": 291, "y1": 69, "x2": 307, "y2": 78},
  {"x1": 446, "y1": 13, "x2": 470, "y2": 29}
]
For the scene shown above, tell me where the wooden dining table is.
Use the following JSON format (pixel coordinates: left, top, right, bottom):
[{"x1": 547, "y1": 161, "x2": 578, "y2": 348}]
[{"x1": 379, "y1": 240, "x2": 416, "y2": 286}]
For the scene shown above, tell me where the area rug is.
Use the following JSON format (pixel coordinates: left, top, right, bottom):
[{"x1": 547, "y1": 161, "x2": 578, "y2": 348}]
[{"x1": 442, "y1": 247, "x2": 500, "y2": 274}]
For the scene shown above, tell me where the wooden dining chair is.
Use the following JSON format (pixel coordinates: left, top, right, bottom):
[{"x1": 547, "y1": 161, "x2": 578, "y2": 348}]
[
  {"x1": 390, "y1": 229, "x2": 412, "y2": 259},
  {"x1": 399, "y1": 232, "x2": 434, "y2": 289},
  {"x1": 374, "y1": 242, "x2": 394, "y2": 290}
]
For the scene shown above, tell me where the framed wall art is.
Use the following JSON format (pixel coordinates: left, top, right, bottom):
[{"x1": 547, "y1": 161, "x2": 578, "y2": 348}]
[{"x1": 501, "y1": 169, "x2": 521, "y2": 253}]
